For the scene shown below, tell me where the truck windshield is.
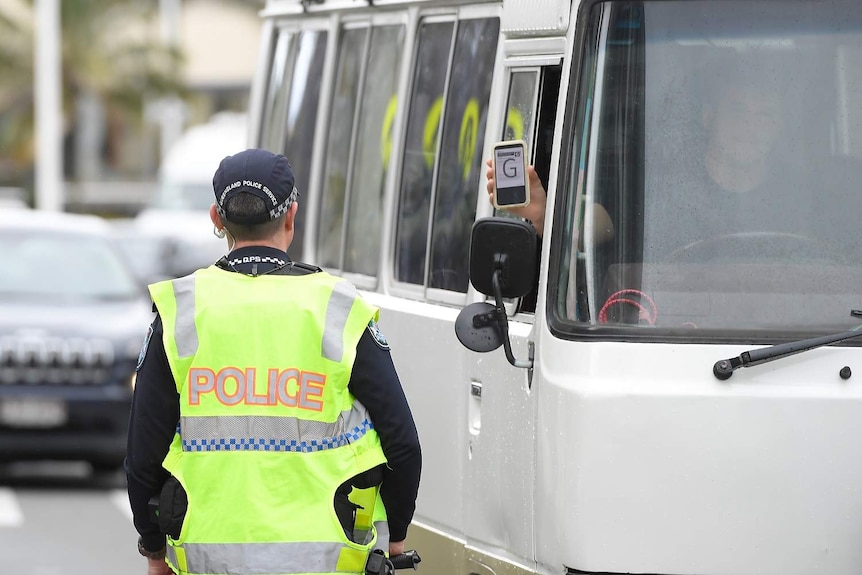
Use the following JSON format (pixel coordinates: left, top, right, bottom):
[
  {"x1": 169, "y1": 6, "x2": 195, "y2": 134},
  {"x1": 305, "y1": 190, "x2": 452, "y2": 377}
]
[{"x1": 554, "y1": 0, "x2": 862, "y2": 339}]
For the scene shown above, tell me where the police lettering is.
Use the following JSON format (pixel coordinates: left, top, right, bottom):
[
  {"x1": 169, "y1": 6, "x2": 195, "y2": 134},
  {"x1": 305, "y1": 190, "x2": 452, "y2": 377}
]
[
  {"x1": 220, "y1": 180, "x2": 242, "y2": 198},
  {"x1": 189, "y1": 367, "x2": 326, "y2": 411},
  {"x1": 218, "y1": 179, "x2": 279, "y2": 205}
]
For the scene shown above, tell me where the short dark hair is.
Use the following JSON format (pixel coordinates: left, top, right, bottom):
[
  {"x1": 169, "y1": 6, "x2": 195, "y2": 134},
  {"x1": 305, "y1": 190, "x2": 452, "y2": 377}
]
[{"x1": 222, "y1": 192, "x2": 286, "y2": 240}]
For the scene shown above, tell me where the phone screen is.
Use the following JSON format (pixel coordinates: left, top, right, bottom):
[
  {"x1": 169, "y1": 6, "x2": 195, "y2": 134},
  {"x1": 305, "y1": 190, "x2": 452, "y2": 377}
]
[{"x1": 493, "y1": 142, "x2": 529, "y2": 207}]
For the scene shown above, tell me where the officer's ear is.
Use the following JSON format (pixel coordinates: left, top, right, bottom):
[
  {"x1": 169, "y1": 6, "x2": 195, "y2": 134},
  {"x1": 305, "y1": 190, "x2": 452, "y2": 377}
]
[
  {"x1": 284, "y1": 201, "x2": 299, "y2": 233},
  {"x1": 209, "y1": 204, "x2": 225, "y2": 229}
]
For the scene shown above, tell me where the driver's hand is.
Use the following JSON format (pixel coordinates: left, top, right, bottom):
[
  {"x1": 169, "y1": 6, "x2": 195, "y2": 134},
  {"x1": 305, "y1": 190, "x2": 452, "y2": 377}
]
[{"x1": 485, "y1": 158, "x2": 547, "y2": 236}]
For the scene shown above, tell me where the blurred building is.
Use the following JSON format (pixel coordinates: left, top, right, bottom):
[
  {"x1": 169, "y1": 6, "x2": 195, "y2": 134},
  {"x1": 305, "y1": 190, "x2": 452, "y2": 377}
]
[
  {"x1": 0, "y1": 0, "x2": 264, "y2": 214},
  {"x1": 69, "y1": 0, "x2": 263, "y2": 214},
  {"x1": 0, "y1": 0, "x2": 263, "y2": 214},
  {"x1": 178, "y1": 0, "x2": 264, "y2": 123}
]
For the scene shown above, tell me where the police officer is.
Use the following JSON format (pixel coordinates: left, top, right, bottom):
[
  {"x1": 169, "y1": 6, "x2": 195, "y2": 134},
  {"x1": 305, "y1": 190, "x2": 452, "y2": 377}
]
[{"x1": 126, "y1": 148, "x2": 422, "y2": 575}]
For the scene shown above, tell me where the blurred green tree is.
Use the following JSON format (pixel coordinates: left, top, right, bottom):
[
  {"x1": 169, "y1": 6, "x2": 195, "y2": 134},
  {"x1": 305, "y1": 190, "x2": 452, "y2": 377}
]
[{"x1": 0, "y1": 0, "x2": 187, "y2": 189}]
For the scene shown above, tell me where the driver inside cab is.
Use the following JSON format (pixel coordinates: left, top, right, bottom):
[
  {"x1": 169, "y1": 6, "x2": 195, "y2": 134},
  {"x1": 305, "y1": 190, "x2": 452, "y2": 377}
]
[{"x1": 644, "y1": 62, "x2": 812, "y2": 261}]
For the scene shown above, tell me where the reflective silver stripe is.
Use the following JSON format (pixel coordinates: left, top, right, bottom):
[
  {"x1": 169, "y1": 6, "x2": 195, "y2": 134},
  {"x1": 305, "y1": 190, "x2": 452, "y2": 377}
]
[
  {"x1": 166, "y1": 545, "x2": 178, "y2": 570},
  {"x1": 181, "y1": 403, "x2": 373, "y2": 452},
  {"x1": 322, "y1": 281, "x2": 358, "y2": 362},
  {"x1": 169, "y1": 541, "x2": 348, "y2": 574},
  {"x1": 172, "y1": 275, "x2": 198, "y2": 358},
  {"x1": 356, "y1": 520, "x2": 389, "y2": 549},
  {"x1": 373, "y1": 521, "x2": 390, "y2": 552}
]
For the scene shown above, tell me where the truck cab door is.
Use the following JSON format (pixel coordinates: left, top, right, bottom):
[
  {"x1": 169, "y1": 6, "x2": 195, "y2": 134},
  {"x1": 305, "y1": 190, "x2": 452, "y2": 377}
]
[{"x1": 460, "y1": 61, "x2": 561, "y2": 575}]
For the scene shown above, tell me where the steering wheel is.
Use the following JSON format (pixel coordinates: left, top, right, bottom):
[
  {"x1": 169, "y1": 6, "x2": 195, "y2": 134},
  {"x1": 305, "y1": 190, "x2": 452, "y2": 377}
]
[{"x1": 666, "y1": 231, "x2": 849, "y2": 264}]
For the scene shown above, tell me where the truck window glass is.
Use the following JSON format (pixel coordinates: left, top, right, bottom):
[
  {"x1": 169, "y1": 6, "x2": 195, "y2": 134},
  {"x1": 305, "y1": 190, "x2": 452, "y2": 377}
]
[
  {"x1": 497, "y1": 65, "x2": 561, "y2": 314},
  {"x1": 534, "y1": 65, "x2": 562, "y2": 189},
  {"x1": 260, "y1": 30, "x2": 296, "y2": 152},
  {"x1": 394, "y1": 21, "x2": 455, "y2": 286},
  {"x1": 503, "y1": 70, "x2": 538, "y2": 147},
  {"x1": 429, "y1": 17, "x2": 500, "y2": 292},
  {"x1": 318, "y1": 27, "x2": 368, "y2": 269},
  {"x1": 554, "y1": 0, "x2": 862, "y2": 338},
  {"x1": 492, "y1": 70, "x2": 538, "y2": 235},
  {"x1": 344, "y1": 25, "x2": 407, "y2": 277},
  {"x1": 283, "y1": 30, "x2": 327, "y2": 262}
]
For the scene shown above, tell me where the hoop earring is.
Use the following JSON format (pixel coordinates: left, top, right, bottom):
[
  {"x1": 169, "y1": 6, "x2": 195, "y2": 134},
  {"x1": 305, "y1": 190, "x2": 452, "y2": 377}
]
[{"x1": 213, "y1": 226, "x2": 226, "y2": 239}]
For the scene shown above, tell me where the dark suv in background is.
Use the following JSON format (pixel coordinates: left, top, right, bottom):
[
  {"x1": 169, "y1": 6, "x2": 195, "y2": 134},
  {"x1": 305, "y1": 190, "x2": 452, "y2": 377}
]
[{"x1": 0, "y1": 209, "x2": 154, "y2": 476}]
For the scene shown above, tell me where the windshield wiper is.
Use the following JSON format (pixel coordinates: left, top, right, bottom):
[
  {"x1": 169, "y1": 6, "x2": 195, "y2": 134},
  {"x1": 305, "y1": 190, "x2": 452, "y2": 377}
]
[{"x1": 713, "y1": 325, "x2": 862, "y2": 380}]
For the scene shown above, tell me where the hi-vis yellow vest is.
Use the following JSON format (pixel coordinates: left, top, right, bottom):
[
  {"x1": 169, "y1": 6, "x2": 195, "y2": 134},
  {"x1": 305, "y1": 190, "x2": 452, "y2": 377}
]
[{"x1": 149, "y1": 266, "x2": 388, "y2": 575}]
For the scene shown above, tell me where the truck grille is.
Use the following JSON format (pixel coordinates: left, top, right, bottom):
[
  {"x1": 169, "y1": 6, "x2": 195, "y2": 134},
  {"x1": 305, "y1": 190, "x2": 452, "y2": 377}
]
[{"x1": 0, "y1": 335, "x2": 115, "y2": 385}]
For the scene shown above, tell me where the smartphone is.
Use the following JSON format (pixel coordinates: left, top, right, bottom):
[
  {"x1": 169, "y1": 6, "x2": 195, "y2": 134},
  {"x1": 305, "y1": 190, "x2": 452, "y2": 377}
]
[{"x1": 492, "y1": 140, "x2": 530, "y2": 209}]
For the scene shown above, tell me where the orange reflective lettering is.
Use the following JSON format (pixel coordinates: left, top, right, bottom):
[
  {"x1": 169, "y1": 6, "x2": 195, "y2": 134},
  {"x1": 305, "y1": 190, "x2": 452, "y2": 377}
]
[
  {"x1": 216, "y1": 367, "x2": 245, "y2": 406},
  {"x1": 189, "y1": 368, "x2": 215, "y2": 405},
  {"x1": 189, "y1": 366, "x2": 326, "y2": 410},
  {"x1": 299, "y1": 371, "x2": 325, "y2": 411},
  {"x1": 276, "y1": 368, "x2": 300, "y2": 407},
  {"x1": 244, "y1": 368, "x2": 268, "y2": 405}
]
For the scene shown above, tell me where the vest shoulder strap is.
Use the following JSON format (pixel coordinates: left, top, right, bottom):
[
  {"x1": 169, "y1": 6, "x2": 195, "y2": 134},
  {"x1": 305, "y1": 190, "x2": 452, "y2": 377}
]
[{"x1": 278, "y1": 261, "x2": 323, "y2": 276}]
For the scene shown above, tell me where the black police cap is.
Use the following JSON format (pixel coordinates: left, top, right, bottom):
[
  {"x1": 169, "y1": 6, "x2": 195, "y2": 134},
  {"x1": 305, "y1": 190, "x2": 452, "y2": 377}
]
[{"x1": 212, "y1": 148, "x2": 298, "y2": 225}]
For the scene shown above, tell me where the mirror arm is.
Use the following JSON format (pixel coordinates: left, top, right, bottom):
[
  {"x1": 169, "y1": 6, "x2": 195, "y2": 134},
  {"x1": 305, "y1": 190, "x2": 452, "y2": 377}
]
[{"x1": 491, "y1": 270, "x2": 533, "y2": 369}]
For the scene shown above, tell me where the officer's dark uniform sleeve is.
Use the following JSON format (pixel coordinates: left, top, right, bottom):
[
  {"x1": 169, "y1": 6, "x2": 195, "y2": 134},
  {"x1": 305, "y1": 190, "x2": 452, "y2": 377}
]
[
  {"x1": 125, "y1": 313, "x2": 180, "y2": 552},
  {"x1": 349, "y1": 329, "x2": 422, "y2": 543}
]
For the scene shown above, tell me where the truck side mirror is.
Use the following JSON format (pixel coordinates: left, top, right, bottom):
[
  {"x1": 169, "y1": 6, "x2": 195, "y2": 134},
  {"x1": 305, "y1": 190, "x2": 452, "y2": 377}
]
[
  {"x1": 455, "y1": 217, "x2": 537, "y2": 369},
  {"x1": 468, "y1": 217, "x2": 537, "y2": 298}
]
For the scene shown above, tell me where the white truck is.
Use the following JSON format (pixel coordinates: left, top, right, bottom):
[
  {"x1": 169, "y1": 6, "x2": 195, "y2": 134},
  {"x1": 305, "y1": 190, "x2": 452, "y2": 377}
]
[{"x1": 245, "y1": 0, "x2": 862, "y2": 573}]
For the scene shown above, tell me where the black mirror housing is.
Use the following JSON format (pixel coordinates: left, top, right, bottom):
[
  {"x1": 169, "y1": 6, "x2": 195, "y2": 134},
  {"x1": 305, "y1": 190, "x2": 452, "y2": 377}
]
[{"x1": 469, "y1": 217, "x2": 537, "y2": 298}]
